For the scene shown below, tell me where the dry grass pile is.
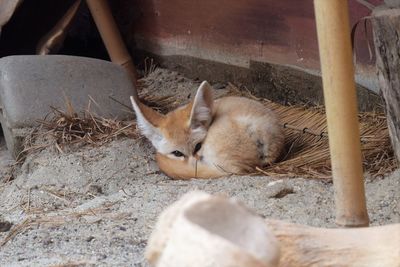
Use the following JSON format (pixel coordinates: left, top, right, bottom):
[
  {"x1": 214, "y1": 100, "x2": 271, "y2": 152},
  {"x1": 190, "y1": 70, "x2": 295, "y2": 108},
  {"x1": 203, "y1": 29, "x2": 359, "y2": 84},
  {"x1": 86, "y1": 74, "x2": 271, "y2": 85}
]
[
  {"x1": 15, "y1": 90, "x2": 176, "y2": 163},
  {"x1": 226, "y1": 84, "x2": 397, "y2": 178}
]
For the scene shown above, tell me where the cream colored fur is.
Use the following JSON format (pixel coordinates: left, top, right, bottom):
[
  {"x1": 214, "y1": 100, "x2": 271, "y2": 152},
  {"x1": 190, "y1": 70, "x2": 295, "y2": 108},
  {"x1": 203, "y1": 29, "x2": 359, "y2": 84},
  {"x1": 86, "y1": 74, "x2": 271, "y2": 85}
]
[{"x1": 130, "y1": 81, "x2": 284, "y2": 179}]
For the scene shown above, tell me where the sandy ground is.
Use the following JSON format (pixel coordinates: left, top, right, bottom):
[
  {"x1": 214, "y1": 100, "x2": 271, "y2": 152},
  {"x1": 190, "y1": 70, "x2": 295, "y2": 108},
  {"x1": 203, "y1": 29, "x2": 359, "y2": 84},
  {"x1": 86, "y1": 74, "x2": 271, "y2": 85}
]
[{"x1": 0, "y1": 68, "x2": 399, "y2": 266}]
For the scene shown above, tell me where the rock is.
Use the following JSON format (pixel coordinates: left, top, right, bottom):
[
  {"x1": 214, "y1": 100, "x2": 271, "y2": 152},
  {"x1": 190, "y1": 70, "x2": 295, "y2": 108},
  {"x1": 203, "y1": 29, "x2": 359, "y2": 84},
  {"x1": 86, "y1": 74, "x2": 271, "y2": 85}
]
[{"x1": 0, "y1": 55, "x2": 136, "y2": 157}]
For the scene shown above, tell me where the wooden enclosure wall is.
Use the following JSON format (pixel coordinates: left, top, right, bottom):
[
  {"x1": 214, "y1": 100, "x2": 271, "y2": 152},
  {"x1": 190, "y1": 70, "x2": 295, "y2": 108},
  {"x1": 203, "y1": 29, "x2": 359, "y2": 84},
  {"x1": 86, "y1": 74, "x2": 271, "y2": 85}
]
[{"x1": 112, "y1": 0, "x2": 383, "y2": 93}]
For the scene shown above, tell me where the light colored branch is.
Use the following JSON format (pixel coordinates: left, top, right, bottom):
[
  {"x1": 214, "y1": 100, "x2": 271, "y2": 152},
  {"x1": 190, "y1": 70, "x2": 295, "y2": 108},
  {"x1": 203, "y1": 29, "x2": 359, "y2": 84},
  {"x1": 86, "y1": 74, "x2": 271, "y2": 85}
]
[{"x1": 146, "y1": 192, "x2": 399, "y2": 267}]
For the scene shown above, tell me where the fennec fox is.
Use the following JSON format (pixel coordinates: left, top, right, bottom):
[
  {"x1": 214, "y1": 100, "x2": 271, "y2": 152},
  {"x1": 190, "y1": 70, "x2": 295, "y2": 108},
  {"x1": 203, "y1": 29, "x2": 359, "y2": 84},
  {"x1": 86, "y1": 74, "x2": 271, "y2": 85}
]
[{"x1": 130, "y1": 81, "x2": 284, "y2": 179}]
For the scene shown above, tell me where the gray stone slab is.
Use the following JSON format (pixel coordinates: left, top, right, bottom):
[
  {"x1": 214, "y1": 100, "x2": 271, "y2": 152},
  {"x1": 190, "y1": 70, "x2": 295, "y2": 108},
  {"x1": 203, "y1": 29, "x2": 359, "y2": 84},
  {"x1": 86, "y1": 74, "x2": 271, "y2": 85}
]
[
  {"x1": 0, "y1": 55, "x2": 136, "y2": 157},
  {"x1": 0, "y1": 55, "x2": 135, "y2": 128}
]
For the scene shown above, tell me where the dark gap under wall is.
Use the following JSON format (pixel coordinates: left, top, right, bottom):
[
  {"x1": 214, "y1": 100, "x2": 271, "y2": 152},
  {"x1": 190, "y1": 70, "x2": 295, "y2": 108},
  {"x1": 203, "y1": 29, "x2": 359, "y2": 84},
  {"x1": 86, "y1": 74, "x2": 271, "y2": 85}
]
[
  {"x1": 0, "y1": 0, "x2": 108, "y2": 60},
  {"x1": 0, "y1": 126, "x2": 6, "y2": 154}
]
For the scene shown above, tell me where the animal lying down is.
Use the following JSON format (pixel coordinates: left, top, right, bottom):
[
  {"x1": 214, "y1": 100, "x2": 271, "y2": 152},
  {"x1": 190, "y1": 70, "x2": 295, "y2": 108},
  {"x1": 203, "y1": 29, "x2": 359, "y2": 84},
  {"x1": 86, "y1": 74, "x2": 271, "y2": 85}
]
[{"x1": 130, "y1": 81, "x2": 284, "y2": 179}]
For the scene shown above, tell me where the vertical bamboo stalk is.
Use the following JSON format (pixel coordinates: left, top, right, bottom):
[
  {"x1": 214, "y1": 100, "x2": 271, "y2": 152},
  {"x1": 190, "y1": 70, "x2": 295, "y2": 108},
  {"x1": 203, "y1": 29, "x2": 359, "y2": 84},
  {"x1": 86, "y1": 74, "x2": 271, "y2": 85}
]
[
  {"x1": 313, "y1": 0, "x2": 369, "y2": 227},
  {"x1": 86, "y1": 0, "x2": 138, "y2": 97}
]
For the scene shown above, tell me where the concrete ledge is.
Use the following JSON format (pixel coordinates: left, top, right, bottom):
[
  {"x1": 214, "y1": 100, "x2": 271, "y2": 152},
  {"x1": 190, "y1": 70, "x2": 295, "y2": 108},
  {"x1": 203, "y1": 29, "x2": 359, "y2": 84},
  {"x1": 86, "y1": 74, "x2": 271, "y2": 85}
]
[{"x1": 0, "y1": 55, "x2": 136, "y2": 157}]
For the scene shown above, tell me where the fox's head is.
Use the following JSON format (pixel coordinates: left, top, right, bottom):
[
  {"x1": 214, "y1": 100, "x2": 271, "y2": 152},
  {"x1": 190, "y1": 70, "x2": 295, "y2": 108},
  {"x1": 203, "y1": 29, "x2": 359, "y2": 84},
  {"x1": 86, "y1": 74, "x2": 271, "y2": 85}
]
[{"x1": 130, "y1": 81, "x2": 214, "y2": 161}]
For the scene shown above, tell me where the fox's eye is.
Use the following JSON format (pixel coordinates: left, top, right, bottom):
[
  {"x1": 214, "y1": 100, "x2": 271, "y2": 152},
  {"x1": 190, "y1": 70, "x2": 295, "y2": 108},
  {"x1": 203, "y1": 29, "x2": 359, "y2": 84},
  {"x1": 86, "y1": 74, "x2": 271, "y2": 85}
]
[
  {"x1": 171, "y1": 150, "x2": 184, "y2": 157},
  {"x1": 194, "y1": 142, "x2": 202, "y2": 154}
]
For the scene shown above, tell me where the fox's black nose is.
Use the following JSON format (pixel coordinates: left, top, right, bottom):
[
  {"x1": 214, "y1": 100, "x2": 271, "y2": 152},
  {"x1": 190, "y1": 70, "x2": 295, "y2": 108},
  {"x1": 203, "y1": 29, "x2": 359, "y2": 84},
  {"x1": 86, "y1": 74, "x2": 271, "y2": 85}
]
[{"x1": 193, "y1": 154, "x2": 203, "y2": 161}]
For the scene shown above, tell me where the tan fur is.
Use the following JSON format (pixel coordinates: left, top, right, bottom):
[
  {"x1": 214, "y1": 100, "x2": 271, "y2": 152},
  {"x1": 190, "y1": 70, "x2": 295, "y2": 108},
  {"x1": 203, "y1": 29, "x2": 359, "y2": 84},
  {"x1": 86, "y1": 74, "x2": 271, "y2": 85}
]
[
  {"x1": 155, "y1": 153, "x2": 225, "y2": 179},
  {"x1": 130, "y1": 81, "x2": 284, "y2": 179},
  {"x1": 158, "y1": 102, "x2": 194, "y2": 143}
]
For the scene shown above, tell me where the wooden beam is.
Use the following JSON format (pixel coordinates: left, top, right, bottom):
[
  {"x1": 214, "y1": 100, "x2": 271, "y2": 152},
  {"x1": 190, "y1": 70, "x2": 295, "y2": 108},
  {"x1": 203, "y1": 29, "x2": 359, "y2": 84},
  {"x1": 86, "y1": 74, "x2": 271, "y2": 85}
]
[
  {"x1": 86, "y1": 0, "x2": 138, "y2": 96},
  {"x1": 371, "y1": 7, "x2": 400, "y2": 163},
  {"x1": 313, "y1": 0, "x2": 369, "y2": 226}
]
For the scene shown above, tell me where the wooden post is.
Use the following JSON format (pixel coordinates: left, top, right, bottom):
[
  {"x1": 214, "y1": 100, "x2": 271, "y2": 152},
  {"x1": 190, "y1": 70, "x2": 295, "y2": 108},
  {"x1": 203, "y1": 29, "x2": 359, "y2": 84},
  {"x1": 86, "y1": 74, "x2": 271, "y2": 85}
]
[
  {"x1": 86, "y1": 0, "x2": 138, "y2": 96},
  {"x1": 371, "y1": 7, "x2": 400, "y2": 163},
  {"x1": 313, "y1": 0, "x2": 369, "y2": 226}
]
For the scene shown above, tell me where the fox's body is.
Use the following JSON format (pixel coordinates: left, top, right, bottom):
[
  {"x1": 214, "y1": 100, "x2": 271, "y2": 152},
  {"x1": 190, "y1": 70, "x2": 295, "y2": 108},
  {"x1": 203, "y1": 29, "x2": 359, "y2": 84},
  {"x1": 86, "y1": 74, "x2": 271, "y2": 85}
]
[{"x1": 131, "y1": 82, "x2": 284, "y2": 179}]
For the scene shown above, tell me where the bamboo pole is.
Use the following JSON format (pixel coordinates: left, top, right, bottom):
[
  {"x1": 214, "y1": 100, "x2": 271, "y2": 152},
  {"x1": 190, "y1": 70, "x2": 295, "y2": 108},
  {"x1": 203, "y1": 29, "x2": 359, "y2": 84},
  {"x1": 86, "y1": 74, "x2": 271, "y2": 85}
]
[
  {"x1": 313, "y1": 0, "x2": 369, "y2": 227},
  {"x1": 86, "y1": 0, "x2": 138, "y2": 97}
]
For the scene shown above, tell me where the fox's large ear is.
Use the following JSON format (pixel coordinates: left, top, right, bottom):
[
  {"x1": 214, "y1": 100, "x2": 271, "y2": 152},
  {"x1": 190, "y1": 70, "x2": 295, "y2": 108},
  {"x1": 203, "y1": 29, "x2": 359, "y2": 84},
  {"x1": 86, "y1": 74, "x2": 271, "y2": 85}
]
[
  {"x1": 189, "y1": 81, "x2": 214, "y2": 129},
  {"x1": 130, "y1": 96, "x2": 165, "y2": 149}
]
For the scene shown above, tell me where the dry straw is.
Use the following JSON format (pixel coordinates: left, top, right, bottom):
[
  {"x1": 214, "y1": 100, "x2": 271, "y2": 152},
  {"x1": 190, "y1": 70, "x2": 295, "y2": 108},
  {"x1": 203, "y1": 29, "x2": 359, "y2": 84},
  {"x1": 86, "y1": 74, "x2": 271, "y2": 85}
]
[
  {"x1": 226, "y1": 84, "x2": 397, "y2": 179},
  {"x1": 16, "y1": 80, "x2": 396, "y2": 180},
  {"x1": 15, "y1": 87, "x2": 176, "y2": 164}
]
